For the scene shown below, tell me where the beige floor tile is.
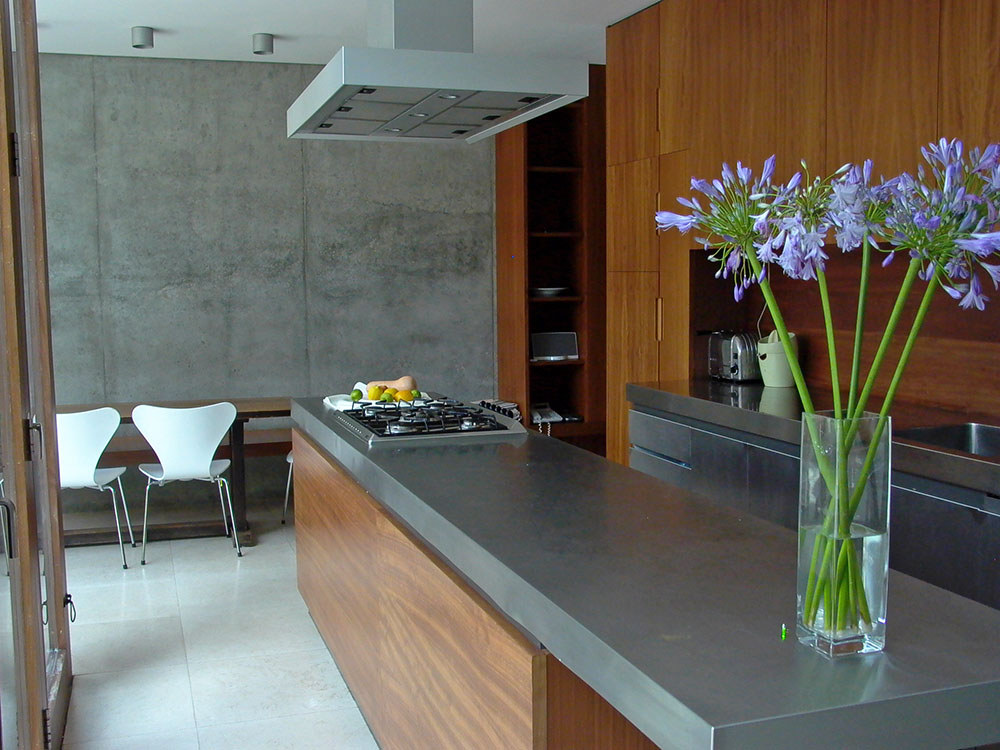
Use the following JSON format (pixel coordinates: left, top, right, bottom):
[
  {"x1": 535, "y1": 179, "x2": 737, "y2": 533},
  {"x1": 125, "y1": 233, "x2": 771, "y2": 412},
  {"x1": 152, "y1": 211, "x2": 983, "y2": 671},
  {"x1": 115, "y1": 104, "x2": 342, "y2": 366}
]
[
  {"x1": 180, "y1": 597, "x2": 322, "y2": 663},
  {"x1": 170, "y1": 535, "x2": 295, "y2": 581},
  {"x1": 183, "y1": 595, "x2": 322, "y2": 658},
  {"x1": 65, "y1": 541, "x2": 175, "y2": 587},
  {"x1": 175, "y1": 570, "x2": 305, "y2": 610},
  {"x1": 70, "y1": 615, "x2": 187, "y2": 674},
  {"x1": 197, "y1": 706, "x2": 379, "y2": 750},
  {"x1": 62, "y1": 727, "x2": 199, "y2": 750},
  {"x1": 68, "y1": 577, "x2": 180, "y2": 625},
  {"x1": 63, "y1": 665, "x2": 195, "y2": 743},
  {"x1": 188, "y1": 648, "x2": 353, "y2": 727}
]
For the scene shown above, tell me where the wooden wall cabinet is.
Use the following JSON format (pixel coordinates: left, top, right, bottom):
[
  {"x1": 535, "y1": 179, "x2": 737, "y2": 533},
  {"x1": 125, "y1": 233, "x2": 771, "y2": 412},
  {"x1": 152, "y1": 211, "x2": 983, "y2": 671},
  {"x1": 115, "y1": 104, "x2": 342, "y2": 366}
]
[
  {"x1": 607, "y1": 157, "x2": 659, "y2": 273},
  {"x1": 606, "y1": 3, "x2": 660, "y2": 166},
  {"x1": 938, "y1": 0, "x2": 1000, "y2": 146},
  {"x1": 294, "y1": 428, "x2": 658, "y2": 749},
  {"x1": 606, "y1": 272, "x2": 660, "y2": 463},
  {"x1": 496, "y1": 66, "x2": 606, "y2": 453},
  {"x1": 604, "y1": 0, "x2": 1000, "y2": 455},
  {"x1": 826, "y1": 0, "x2": 940, "y2": 177},
  {"x1": 688, "y1": 0, "x2": 825, "y2": 180}
]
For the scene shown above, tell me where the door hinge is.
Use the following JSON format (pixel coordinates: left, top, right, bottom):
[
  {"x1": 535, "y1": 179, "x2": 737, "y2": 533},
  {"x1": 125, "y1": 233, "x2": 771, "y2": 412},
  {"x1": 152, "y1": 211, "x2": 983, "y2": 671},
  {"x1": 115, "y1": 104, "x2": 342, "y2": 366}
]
[
  {"x1": 42, "y1": 707, "x2": 51, "y2": 749},
  {"x1": 24, "y1": 417, "x2": 41, "y2": 461},
  {"x1": 9, "y1": 132, "x2": 19, "y2": 178}
]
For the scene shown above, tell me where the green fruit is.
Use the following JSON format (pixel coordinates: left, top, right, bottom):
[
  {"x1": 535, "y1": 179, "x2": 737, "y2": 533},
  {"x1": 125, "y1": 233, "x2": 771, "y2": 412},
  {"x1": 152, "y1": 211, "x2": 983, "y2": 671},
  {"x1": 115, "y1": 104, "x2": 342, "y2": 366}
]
[
  {"x1": 350, "y1": 389, "x2": 363, "y2": 401},
  {"x1": 379, "y1": 392, "x2": 394, "y2": 402},
  {"x1": 411, "y1": 390, "x2": 421, "y2": 400}
]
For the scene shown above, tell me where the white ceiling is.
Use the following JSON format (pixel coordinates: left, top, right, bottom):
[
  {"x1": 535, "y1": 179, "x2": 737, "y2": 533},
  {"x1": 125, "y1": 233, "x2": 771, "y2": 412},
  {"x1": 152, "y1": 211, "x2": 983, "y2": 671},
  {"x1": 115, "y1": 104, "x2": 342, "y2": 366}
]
[{"x1": 35, "y1": 0, "x2": 653, "y2": 66}]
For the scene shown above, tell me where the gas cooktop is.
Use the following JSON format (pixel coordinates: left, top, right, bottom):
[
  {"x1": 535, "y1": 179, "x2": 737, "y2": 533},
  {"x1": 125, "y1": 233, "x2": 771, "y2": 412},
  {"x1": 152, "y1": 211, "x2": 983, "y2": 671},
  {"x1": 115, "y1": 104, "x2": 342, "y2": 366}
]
[{"x1": 331, "y1": 397, "x2": 526, "y2": 446}]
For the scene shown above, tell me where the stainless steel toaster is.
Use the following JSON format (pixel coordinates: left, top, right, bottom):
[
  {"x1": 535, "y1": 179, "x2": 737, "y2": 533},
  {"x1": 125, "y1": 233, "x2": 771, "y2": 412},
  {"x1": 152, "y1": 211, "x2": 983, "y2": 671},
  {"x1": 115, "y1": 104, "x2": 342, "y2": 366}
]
[{"x1": 708, "y1": 331, "x2": 761, "y2": 381}]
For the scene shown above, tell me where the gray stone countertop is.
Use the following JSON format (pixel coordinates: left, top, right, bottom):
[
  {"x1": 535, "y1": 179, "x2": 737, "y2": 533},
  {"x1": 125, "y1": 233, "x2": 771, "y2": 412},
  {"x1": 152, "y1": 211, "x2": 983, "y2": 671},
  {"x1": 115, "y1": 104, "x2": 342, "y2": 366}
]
[
  {"x1": 293, "y1": 396, "x2": 1000, "y2": 750},
  {"x1": 627, "y1": 379, "x2": 1000, "y2": 495}
]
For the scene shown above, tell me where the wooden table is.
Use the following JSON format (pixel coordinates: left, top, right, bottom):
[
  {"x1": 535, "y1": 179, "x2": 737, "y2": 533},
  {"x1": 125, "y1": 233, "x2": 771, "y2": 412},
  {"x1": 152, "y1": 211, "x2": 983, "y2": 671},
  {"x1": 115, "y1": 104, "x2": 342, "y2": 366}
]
[{"x1": 57, "y1": 397, "x2": 291, "y2": 547}]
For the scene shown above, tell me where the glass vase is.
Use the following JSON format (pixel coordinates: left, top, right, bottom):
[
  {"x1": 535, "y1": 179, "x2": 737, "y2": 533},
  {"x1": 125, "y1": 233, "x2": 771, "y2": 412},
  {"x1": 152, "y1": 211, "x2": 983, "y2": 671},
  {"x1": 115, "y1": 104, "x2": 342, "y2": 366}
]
[{"x1": 796, "y1": 411, "x2": 891, "y2": 658}]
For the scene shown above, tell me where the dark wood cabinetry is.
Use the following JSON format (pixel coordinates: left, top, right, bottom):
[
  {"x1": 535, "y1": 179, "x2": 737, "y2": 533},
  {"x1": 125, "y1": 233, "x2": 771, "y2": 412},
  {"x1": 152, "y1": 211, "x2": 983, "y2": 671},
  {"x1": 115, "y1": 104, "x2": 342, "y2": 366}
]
[
  {"x1": 606, "y1": 3, "x2": 660, "y2": 165},
  {"x1": 496, "y1": 66, "x2": 606, "y2": 453},
  {"x1": 688, "y1": 0, "x2": 825, "y2": 180},
  {"x1": 604, "y1": 0, "x2": 1000, "y2": 463},
  {"x1": 827, "y1": 0, "x2": 940, "y2": 177},
  {"x1": 938, "y1": 0, "x2": 1000, "y2": 149},
  {"x1": 293, "y1": 427, "x2": 659, "y2": 749}
]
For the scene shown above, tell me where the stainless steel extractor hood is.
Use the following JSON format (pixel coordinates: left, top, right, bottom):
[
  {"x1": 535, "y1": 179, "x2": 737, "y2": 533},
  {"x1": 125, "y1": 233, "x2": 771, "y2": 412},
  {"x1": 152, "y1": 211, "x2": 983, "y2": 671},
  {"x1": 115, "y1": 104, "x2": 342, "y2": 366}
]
[{"x1": 286, "y1": 0, "x2": 589, "y2": 144}]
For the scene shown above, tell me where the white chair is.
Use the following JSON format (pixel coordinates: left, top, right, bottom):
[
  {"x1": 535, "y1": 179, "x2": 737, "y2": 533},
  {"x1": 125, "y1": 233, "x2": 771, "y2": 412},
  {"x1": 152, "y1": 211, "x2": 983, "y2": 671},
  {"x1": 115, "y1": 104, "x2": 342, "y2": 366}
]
[
  {"x1": 132, "y1": 402, "x2": 242, "y2": 564},
  {"x1": 281, "y1": 452, "x2": 293, "y2": 524},
  {"x1": 56, "y1": 407, "x2": 135, "y2": 569}
]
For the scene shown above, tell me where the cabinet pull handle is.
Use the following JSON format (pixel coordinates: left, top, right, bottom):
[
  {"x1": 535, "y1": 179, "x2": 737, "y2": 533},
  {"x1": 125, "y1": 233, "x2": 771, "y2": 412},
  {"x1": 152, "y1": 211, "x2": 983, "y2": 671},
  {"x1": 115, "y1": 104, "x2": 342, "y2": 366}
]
[{"x1": 655, "y1": 297, "x2": 663, "y2": 342}]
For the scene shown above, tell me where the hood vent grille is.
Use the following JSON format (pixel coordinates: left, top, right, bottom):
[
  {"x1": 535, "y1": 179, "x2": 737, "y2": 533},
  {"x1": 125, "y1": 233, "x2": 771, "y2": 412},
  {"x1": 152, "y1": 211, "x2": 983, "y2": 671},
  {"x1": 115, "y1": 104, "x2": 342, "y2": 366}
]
[{"x1": 286, "y1": 0, "x2": 588, "y2": 144}]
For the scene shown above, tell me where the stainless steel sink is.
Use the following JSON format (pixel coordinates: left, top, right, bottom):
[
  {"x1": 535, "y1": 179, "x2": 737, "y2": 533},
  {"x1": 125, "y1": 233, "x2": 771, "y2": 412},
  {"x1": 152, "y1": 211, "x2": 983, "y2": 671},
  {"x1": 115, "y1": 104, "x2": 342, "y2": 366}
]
[{"x1": 896, "y1": 423, "x2": 1000, "y2": 458}]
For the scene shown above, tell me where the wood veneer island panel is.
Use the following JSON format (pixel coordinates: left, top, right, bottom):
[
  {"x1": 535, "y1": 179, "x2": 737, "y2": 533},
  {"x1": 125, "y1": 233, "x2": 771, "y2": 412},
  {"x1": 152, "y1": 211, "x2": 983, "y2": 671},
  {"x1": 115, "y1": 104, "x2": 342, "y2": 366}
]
[{"x1": 293, "y1": 429, "x2": 657, "y2": 749}]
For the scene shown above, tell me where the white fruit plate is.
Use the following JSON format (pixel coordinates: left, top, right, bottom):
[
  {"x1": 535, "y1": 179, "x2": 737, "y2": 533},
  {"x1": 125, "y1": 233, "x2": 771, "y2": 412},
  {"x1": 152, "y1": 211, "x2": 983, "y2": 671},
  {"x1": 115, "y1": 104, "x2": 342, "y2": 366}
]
[{"x1": 323, "y1": 382, "x2": 427, "y2": 411}]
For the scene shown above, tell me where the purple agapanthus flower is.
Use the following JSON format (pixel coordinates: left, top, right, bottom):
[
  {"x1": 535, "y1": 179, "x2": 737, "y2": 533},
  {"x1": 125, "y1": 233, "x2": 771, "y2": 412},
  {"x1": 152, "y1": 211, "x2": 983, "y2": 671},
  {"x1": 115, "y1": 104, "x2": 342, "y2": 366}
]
[
  {"x1": 654, "y1": 210, "x2": 698, "y2": 233},
  {"x1": 959, "y1": 274, "x2": 989, "y2": 310},
  {"x1": 880, "y1": 138, "x2": 1000, "y2": 308},
  {"x1": 655, "y1": 138, "x2": 1000, "y2": 310}
]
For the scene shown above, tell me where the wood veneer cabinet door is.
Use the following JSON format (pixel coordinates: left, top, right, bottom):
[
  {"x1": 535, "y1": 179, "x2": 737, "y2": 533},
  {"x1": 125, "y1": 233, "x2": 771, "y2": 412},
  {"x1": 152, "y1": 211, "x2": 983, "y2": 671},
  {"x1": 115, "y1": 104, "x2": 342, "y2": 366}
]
[
  {"x1": 658, "y1": 149, "x2": 692, "y2": 381},
  {"x1": 827, "y1": 0, "x2": 940, "y2": 176},
  {"x1": 292, "y1": 430, "x2": 383, "y2": 732},
  {"x1": 939, "y1": 0, "x2": 1000, "y2": 147},
  {"x1": 607, "y1": 156, "x2": 659, "y2": 272},
  {"x1": 606, "y1": 4, "x2": 660, "y2": 166},
  {"x1": 377, "y1": 513, "x2": 542, "y2": 750},
  {"x1": 659, "y1": 0, "x2": 692, "y2": 155},
  {"x1": 689, "y1": 0, "x2": 825, "y2": 179},
  {"x1": 496, "y1": 126, "x2": 530, "y2": 416},
  {"x1": 606, "y1": 272, "x2": 660, "y2": 464}
]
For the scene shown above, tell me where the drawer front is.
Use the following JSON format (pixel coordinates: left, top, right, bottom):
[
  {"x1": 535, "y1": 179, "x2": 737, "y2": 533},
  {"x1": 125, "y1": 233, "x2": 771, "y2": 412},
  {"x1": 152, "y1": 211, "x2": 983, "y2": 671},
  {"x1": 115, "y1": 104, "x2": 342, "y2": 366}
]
[
  {"x1": 630, "y1": 447, "x2": 696, "y2": 492},
  {"x1": 629, "y1": 410, "x2": 692, "y2": 464}
]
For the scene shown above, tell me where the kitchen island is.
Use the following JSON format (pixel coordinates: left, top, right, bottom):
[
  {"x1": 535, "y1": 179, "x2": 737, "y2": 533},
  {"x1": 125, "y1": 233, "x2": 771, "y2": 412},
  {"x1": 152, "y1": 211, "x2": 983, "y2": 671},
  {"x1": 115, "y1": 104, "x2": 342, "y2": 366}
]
[{"x1": 292, "y1": 396, "x2": 1000, "y2": 750}]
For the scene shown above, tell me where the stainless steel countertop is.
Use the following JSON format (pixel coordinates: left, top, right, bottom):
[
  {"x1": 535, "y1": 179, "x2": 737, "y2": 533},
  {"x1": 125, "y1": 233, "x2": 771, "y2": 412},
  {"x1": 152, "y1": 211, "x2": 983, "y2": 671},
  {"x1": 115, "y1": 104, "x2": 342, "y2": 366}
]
[
  {"x1": 293, "y1": 396, "x2": 1000, "y2": 750},
  {"x1": 627, "y1": 379, "x2": 1000, "y2": 495}
]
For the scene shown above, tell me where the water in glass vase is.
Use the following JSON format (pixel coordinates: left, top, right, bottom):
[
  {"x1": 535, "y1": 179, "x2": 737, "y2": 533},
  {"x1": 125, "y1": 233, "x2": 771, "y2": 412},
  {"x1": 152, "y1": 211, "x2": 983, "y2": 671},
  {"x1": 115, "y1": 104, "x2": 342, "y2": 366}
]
[{"x1": 796, "y1": 521, "x2": 889, "y2": 657}]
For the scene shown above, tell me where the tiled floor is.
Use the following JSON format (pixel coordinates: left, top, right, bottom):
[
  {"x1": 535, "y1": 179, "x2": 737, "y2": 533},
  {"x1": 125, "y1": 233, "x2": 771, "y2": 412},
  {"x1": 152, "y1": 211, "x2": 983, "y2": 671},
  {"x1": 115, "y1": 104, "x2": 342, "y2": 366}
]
[{"x1": 60, "y1": 507, "x2": 379, "y2": 750}]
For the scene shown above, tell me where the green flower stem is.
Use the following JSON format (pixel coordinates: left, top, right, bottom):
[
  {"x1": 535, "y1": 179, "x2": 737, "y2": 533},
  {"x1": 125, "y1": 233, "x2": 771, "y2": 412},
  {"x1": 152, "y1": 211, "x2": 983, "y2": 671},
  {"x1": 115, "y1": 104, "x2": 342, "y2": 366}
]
[
  {"x1": 817, "y1": 271, "x2": 841, "y2": 419},
  {"x1": 849, "y1": 258, "x2": 922, "y2": 428},
  {"x1": 846, "y1": 236, "x2": 872, "y2": 420},
  {"x1": 810, "y1": 269, "x2": 941, "y2": 634},
  {"x1": 845, "y1": 268, "x2": 940, "y2": 522},
  {"x1": 817, "y1": 270, "x2": 853, "y2": 542},
  {"x1": 744, "y1": 253, "x2": 815, "y2": 414}
]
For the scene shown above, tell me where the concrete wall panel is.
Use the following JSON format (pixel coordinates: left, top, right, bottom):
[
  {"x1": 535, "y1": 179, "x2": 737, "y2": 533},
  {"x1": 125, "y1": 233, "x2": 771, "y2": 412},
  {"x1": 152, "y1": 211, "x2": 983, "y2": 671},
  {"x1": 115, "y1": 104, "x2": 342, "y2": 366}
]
[{"x1": 40, "y1": 54, "x2": 496, "y2": 404}]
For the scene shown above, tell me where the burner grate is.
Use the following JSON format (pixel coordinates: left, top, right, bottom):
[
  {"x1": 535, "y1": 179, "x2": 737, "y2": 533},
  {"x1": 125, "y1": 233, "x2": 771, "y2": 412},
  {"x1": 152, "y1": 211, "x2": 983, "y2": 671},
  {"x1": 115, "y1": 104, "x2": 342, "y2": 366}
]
[{"x1": 340, "y1": 398, "x2": 506, "y2": 439}]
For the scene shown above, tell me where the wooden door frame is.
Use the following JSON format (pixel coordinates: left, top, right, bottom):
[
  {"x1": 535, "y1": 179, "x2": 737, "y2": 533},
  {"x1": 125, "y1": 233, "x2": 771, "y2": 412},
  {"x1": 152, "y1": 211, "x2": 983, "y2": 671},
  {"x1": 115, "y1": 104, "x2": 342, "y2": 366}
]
[{"x1": 0, "y1": 0, "x2": 73, "y2": 745}]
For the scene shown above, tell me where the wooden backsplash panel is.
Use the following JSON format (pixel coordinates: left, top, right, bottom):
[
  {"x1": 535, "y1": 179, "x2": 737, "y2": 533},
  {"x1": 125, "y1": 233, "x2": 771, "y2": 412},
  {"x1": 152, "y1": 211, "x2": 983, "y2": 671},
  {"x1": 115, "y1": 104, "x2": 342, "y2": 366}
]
[{"x1": 739, "y1": 251, "x2": 1000, "y2": 415}]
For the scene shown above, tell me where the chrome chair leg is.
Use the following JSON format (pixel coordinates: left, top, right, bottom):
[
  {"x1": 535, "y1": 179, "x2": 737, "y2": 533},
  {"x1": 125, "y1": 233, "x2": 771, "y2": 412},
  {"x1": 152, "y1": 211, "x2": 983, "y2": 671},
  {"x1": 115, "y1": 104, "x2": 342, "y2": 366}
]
[
  {"x1": 218, "y1": 481, "x2": 230, "y2": 538},
  {"x1": 281, "y1": 460, "x2": 293, "y2": 524},
  {"x1": 141, "y1": 478, "x2": 153, "y2": 565},
  {"x1": 218, "y1": 477, "x2": 242, "y2": 557},
  {"x1": 105, "y1": 485, "x2": 128, "y2": 570},
  {"x1": 117, "y1": 475, "x2": 136, "y2": 547}
]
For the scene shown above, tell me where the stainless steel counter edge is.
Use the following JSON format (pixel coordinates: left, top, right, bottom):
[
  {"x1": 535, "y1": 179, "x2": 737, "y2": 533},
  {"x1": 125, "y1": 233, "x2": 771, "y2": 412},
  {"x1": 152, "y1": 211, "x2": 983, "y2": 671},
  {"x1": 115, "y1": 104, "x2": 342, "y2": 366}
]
[
  {"x1": 292, "y1": 397, "x2": 1000, "y2": 750},
  {"x1": 626, "y1": 382, "x2": 1000, "y2": 495}
]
